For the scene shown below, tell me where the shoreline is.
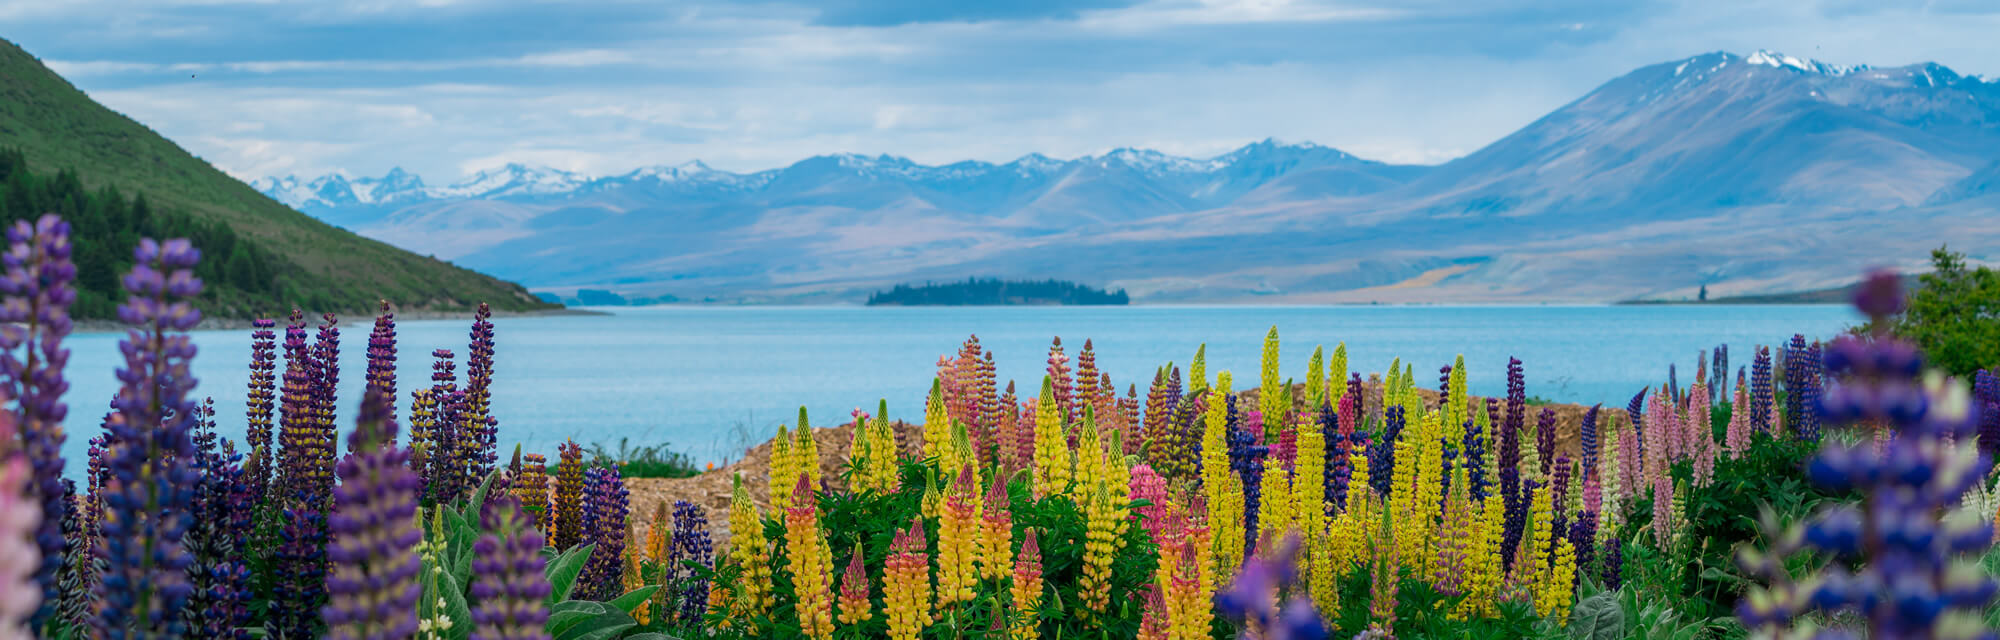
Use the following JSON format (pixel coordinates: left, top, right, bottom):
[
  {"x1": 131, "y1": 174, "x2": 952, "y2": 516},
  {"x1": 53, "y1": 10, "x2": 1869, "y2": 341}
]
[{"x1": 69, "y1": 307, "x2": 607, "y2": 334}]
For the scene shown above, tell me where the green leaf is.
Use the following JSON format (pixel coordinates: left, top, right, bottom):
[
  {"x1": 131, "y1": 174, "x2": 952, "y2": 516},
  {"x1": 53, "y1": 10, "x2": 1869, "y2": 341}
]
[
  {"x1": 606, "y1": 585, "x2": 660, "y2": 616},
  {"x1": 623, "y1": 634, "x2": 676, "y2": 640},
  {"x1": 469, "y1": 469, "x2": 499, "y2": 523},
  {"x1": 548, "y1": 601, "x2": 639, "y2": 640},
  {"x1": 443, "y1": 506, "x2": 478, "y2": 591},
  {"x1": 1566, "y1": 591, "x2": 1620, "y2": 640},
  {"x1": 438, "y1": 565, "x2": 474, "y2": 640},
  {"x1": 546, "y1": 544, "x2": 596, "y2": 606},
  {"x1": 547, "y1": 600, "x2": 611, "y2": 636}
]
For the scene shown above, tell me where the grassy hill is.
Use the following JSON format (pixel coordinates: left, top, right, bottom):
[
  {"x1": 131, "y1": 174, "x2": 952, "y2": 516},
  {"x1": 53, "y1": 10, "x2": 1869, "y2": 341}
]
[{"x1": 0, "y1": 38, "x2": 555, "y2": 319}]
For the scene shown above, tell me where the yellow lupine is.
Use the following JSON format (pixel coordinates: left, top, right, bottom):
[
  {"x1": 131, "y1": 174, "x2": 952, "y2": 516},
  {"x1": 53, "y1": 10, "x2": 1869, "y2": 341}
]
[
  {"x1": 1541, "y1": 538, "x2": 1578, "y2": 619},
  {"x1": 978, "y1": 474, "x2": 1014, "y2": 581},
  {"x1": 836, "y1": 543, "x2": 874, "y2": 626},
  {"x1": 1328, "y1": 342, "x2": 1348, "y2": 407},
  {"x1": 1202, "y1": 372, "x2": 1238, "y2": 571},
  {"x1": 887, "y1": 517, "x2": 935, "y2": 640},
  {"x1": 924, "y1": 378, "x2": 951, "y2": 462},
  {"x1": 1598, "y1": 417, "x2": 1624, "y2": 543},
  {"x1": 1305, "y1": 345, "x2": 1325, "y2": 409},
  {"x1": 781, "y1": 475, "x2": 835, "y2": 640},
  {"x1": 1413, "y1": 411, "x2": 1446, "y2": 576},
  {"x1": 1447, "y1": 355, "x2": 1468, "y2": 431},
  {"x1": 770, "y1": 424, "x2": 796, "y2": 512},
  {"x1": 1073, "y1": 408, "x2": 1107, "y2": 508},
  {"x1": 1260, "y1": 326, "x2": 1284, "y2": 437},
  {"x1": 1079, "y1": 474, "x2": 1123, "y2": 615},
  {"x1": 861, "y1": 400, "x2": 901, "y2": 495},
  {"x1": 726, "y1": 474, "x2": 773, "y2": 622},
  {"x1": 1032, "y1": 377, "x2": 1070, "y2": 498},
  {"x1": 796, "y1": 406, "x2": 822, "y2": 488},
  {"x1": 949, "y1": 420, "x2": 983, "y2": 499},
  {"x1": 1009, "y1": 528, "x2": 1044, "y2": 640},
  {"x1": 1293, "y1": 412, "x2": 1326, "y2": 544},
  {"x1": 1258, "y1": 464, "x2": 1293, "y2": 545},
  {"x1": 1188, "y1": 344, "x2": 1208, "y2": 396},
  {"x1": 938, "y1": 465, "x2": 981, "y2": 606},
  {"x1": 1307, "y1": 524, "x2": 1339, "y2": 619},
  {"x1": 1518, "y1": 481, "x2": 1554, "y2": 599},
  {"x1": 1456, "y1": 491, "x2": 1506, "y2": 619}
]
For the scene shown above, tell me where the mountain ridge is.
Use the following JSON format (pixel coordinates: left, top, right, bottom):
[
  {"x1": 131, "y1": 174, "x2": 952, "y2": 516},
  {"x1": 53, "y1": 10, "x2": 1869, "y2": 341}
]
[{"x1": 256, "y1": 50, "x2": 2000, "y2": 304}]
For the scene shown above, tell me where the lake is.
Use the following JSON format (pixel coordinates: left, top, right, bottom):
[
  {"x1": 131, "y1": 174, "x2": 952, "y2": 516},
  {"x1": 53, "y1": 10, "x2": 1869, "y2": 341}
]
[{"x1": 55, "y1": 304, "x2": 1858, "y2": 470}]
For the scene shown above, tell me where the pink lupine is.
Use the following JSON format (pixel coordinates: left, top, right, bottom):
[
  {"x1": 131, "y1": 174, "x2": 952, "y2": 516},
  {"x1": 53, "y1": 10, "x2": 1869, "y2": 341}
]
[
  {"x1": 1725, "y1": 371, "x2": 1751, "y2": 459},
  {"x1": 1685, "y1": 382, "x2": 1714, "y2": 487},
  {"x1": 0, "y1": 454, "x2": 39, "y2": 639},
  {"x1": 1128, "y1": 464, "x2": 1169, "y2": 542}
]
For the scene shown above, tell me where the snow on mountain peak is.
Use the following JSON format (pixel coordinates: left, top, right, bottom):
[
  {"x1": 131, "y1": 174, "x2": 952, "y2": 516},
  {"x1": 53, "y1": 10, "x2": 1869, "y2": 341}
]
[{"x1": 1744, "y1": 49, "x2": 1867, "y2": 76}]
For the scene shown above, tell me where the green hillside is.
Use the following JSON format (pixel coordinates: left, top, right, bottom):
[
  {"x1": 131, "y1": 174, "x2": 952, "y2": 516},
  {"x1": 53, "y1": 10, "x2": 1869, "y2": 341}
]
[{"x1": 0, "y1": 38, "x2": 555, "y2": 319}]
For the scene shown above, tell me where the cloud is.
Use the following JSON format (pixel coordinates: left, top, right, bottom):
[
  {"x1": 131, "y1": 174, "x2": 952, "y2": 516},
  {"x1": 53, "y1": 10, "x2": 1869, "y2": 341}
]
[{"x1": 19, "y1": 0, "x2": 2000, "y2": 188}]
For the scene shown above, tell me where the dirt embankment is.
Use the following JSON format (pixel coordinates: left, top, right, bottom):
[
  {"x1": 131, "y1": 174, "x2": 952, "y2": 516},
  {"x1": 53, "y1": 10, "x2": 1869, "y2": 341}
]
[{"x1": 627, "y1": 379, "x2": 1612, "y2": 549}]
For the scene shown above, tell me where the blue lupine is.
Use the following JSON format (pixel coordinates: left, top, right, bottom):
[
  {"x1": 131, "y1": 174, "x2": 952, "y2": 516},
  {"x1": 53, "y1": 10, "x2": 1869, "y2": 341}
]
[
  {"x1": 1225, "y1": 394, "x2": 1269, "y2": 560},
  {"x1": 246, "y1": 318, "x2": 277, "y2": 509},
  {"x1": 1739, "y1": 271, "x2": 1998, "y2": 636},
  {"x1": 96, "y1": 238, "x2": 204, "y2": 639},
  {"x1": 1369, "y1": 406, "x2": 1404, "y2": 499},
  {"x1": 1462, "y1": 417, "x2": 1487, "y2": 502},
  {"x1": 578, "y1": 466, "x2": 630, "y2": 602},
  {"x1": 365, "y1": 302, "x2": 398, "y2": 430},
  {"x1": 0, "y1": 214, "x2": 75, "y2": 631},
  {"x1": 1321, "y1": 404, "x2": 1350, "y2": 513},
  {"x1": 1499, "y1": 358, "x2": 1527, "y2": 571},
  {"x1": 1750, "y1": 346, "x2": 1774, "y2": 435},
  {"x1": 669, "y1": 501, "x2": 713, "y2": 625},
  {"x1": 471, "y1": 493, "x2": 552, "y2": 640},
  {"x1": 322, "y1": 390, "x2": 424, "y2": 640},
  {"x1": 1978, "y1": 369, "x2": 2000, "y2": 457},
  {"x1": 1579, "y1": 405, "x2": 1601, "y2": 479}
]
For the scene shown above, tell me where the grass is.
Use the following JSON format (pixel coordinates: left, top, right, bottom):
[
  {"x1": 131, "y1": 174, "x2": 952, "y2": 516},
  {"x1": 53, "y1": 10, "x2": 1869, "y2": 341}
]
[{"x1": 584, "y1": 438, "x2": 704, "y2": 479}]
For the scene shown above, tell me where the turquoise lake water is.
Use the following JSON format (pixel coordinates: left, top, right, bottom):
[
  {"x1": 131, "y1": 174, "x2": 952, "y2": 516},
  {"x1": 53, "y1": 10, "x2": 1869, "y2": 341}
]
[{"x1": 56, "y1": 304, "x2": 1859, "y2": 469}]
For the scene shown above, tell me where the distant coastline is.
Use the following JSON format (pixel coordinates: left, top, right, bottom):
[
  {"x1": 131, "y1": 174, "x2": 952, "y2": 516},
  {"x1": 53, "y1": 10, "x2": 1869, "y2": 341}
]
[
  {"x1": 1617, "y1": 274, "x2": 1923, "y2": 305},
  {"x1": 866, "y1": 278, "x2": 1129, "y2": 306}
]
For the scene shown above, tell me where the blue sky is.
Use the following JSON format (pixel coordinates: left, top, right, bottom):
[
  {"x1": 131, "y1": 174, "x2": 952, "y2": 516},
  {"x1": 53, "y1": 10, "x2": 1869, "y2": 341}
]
[{"x1": 8, "y1": 0, "x2": 2000, "y2": 183}]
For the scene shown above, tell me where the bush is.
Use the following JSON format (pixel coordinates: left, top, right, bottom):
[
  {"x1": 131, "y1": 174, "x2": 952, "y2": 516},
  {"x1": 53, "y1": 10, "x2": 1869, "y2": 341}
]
[{"x1": 1877, "y1": 246, "x2": 2000, "y2": 376}]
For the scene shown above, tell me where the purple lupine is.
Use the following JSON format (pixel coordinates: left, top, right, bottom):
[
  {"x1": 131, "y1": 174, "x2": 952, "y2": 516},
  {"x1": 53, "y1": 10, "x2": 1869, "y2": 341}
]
[
  {"x1": 1548, "y1": 455, "x2": 1572, "y2": 557},
  {"x1": 1579, "y1": 405, "x2": 1601, "y2": 479},
  {"x1": 1978, "y1": 369, "x2": 2000, "y2": 458},
  {"x1": 246, "y1": 318, "x2": 277, "y2": 510},
  {"x1": 272, "y1": 506, "x2": 331, "y2": 639},
  {"x1": 1224, "y1": 394, "x2": 1268, "y2": 560},
  {"x1": 1569, "y1": 516, "x2": 1597, "y2": 589},
  {"x1": 471, "y1": 493, "x2": 552, "y2": 640},
  {"x1": 183, "y1": 409, "x2": 252, "y2": 640},
  {"x1": 1345, "y1": 374, "x2": 1365, "y2": 434},
  {"x1": 1498, "y1": 360, "x2": 1527, "y2": 571},
  {"x1": 668, "y1": 500, "x2": 713, "y2": 625},
  {"x1": 1783, "y1": 335, "x2": 1826, "y2": 443},
  {"x1": 96, "y1": 238, "x2": 204, "y2": 638},
  {"x1": 312, "y1": 312, "x2": 342, "y2": 481},
  {"x1": 1739, "y1": 271, "x2": 1998, "y2": 636},
  {"x1": 1667, "y1": 363, "x2": 1680, "y2": 407},
  {"x1": 54, "y1": 479, "x2": 97, "y2": 634},
  {"x1": 1462, "y1": 416, "x2": 1488, "y2": 502},
  {"x1": 0, "y1": 213, "x2": 74, "y2": 630},
  {"x1": 1321, "y1": 403, "x2": 1350, "y2": 513},
  {"x1": 1368, "y1": 406, "x2": 1404, "y2": 498},
  {"x1": 321, "y1": 390, "x2": 423, "y2": 639},
  {"x1": 365, "y1": 301, "x2": 398, "y2": 431},
  {"x1": 1600, "y1": 540, "x2": 1622, "y2": 590},
  {"x1": 1215, "y1": 534, "x2": 1329, "y2": 640},
  {"x1": 424, "y1": 349, "x2": 466, "y2": 505},
  {"x1": 464, "y1": 303, "x2": 499, "y2": 481},
  {"x1": 1750, "y1": 346, "x2": 1774, "y2": 435},
  {"x1": 1625, "y1": 388, "x2": 1647, "y2": 464},
  {"x1": 578, "y1": 466, "x2": 630, "y2": 602}
]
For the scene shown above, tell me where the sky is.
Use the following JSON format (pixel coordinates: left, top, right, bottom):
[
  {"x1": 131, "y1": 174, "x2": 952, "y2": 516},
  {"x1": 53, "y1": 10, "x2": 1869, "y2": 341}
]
[{"x1": 8, "y1": 0, "x2": 2000, "y2": 184}]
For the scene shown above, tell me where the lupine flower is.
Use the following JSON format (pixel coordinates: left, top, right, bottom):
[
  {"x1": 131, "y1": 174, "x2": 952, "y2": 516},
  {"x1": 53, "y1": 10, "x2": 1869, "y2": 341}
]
[
  {"x1": 1032, "y1": 377, "x2": 1070, "y2": 498},
  {"x1": 1750, "y1": 346, "x2": 1774, "y2": 435},
  {"x1": 1433, "y1": 466, "x2": 1474, "y2": 597},
  {"x1": 322, "y1": 390, "x2": 423, "y2": 640},
  {"x1": 887, "y1": 517, "x2": 934, "y2": 640},
  {"x1": 552, "y1": 441, "x2": 585, "y2": 551},
  {"x1": 96, "y1": 238, "x2": 204, "y2": 639},
  {"x1": 1972, "y1": 368, "x2": 1997, "y2": 457},
  {"x1": 665, "y1": 500, "x2": 712, "y2": 625},
  {"x1": 182, "y1": 433, "x2": 252, "y2": 640},
  {"x1": 1122, "y1": 383, "x2": 1143, "y2": 456},
  {"x1": 1369, "y1": 406, "x2": 1403, "y2": 499},
  {"x1": 1322, "y1": 404, "x2": 1351, "y2": 513},
  {"x1": 1686, "y1": 381, "x2": 1715, "y2": 486},
  {"x1": 1046, "y1": 337, "x2": 1074, "y2": 420},
  {"x1": 1568, "y1": 516, "x2": 1596, "y2": 592},
  {"x1": 1078, "y1": 337, "x2": 1101, "y2": 413},
  {"x1": 463, "y1": 303, "x2": 497, "y2": 477},
  {"x1": 1535, "y1": 407, "x2": 1557, "y2": 481},
  {"x1": 470, "y1": 493, "x2": 552, "y2": 640},
  {"x1": 1783, "y1": 334, "x2": 1824, "y2": 442},
  {"x1": 1540, "y1": 537, "x2": 1578, "y2": 620},
  {"x1": 723, "y1": 474, "x2": 772, "y2": 624},
  {"x1": 515, "y1": 454, "x2": 549, "y2": 535},
  {"x1": 1227, "y1": 394, "x2": 1270, "y2": 561},
  {"x1": 1129, "y1": 463, "x2": 1171, "y2": 543},
  {"x1": 1599, "y1": 540, "x2": 1622, "y2": 591},
  {"x1": 0, "y1": 214, "x2": 75, "y2": 629},
  {"x1": 783, "y1": 475, "x2": 835, "y2": 640},
  {"x1": 1739, "y1": 270, "x2": 1998, "y2": 638},
  {"x1": 1712, "y1": 345, "x2": 1729, "y2": 406},
  {"x1": 980, "y1": 352, "x2": 1003, "y2": 464},
  {"x1": 835, "y1": 543, "x2": 872, "y2": 626},
  {"x1": 578, "y1": 466, "x2": 630, "y2": 602},
  {"x1": 272, "y1": 504, "x2": 331, "y2": 639},
  {"x1": 311, "y1": 312, "x2": 342, "y2": 485},
  {"x1": 979, "y1": 474, "x2": 1014, "y2": 583},
  {"x1": 1216, "y1": 533, "x2": 1329, "y2": 640},
  {"x1": 245, "y1": 318, "x2": 277, "y2": 510},
  {"x1": 366, "y1": 301, "x2": 398, "y2": 429},
  {"x1": 0, "y1": 414, "x2": 42, "y2": 639},
  {"x1": 53, "y1": 479, "x2": 97, "y2": 634},
  {"x1": 1078, "y1": 471, "x2": 1125, "y2": 616},
  {"x1": 1497, "y1": 386, "x2": 1526, "y2": 571}
]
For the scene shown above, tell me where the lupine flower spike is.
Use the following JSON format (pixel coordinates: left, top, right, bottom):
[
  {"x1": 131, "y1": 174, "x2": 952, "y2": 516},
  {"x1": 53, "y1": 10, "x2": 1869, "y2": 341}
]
[{"x1": 0, "y1": 214, "x2": 75, "y2": 630}]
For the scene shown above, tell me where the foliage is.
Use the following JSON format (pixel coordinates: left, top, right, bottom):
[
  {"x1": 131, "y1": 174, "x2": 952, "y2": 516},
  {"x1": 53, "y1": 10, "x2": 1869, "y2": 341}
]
[
  {"x1": 866, "y1": 278, "x2": 1130, "y2": 306},
  {"x1": 1876, "y1": 246, "x2": 2000, "y2": 376},
  {"x1": 586, "y1": 438, "x2": 703, "y2": 479}
]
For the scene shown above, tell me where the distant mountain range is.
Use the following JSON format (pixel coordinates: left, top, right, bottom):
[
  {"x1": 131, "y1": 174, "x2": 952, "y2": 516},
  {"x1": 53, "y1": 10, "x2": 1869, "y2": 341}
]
[{"x1": 258, "y1": 50, "x2": 2000, "y2": 304}]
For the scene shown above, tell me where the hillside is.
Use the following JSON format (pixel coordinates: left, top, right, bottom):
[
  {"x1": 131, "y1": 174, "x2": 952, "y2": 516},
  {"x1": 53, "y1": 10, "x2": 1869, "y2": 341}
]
[
  {"x1": 0, "y1": 38, "x2": 554, "y2": 318},
  {"x1": 866, "y1": 278, "x2": 1130, "y2": 306}
]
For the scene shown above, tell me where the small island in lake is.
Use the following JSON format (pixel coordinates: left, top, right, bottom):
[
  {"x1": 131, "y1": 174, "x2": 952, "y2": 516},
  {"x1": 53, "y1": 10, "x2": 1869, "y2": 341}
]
[{"x1": 866, "y1": 278, "x2": 1130, "y2": 306}]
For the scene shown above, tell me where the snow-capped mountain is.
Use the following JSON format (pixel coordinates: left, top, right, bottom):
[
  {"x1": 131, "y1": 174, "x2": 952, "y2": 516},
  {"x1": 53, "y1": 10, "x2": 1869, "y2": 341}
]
[{"x1": 259, "y1": 51, "x2": 2000, "y2": 304}]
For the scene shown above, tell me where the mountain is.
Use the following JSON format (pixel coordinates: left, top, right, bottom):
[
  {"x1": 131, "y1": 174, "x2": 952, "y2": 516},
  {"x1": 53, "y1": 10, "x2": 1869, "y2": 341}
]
[
  {"x1": 263, "y1": 50, "x2": 2000, "y2": 304},
  {"x1": 0, "y1": 38, "x2": 552, "y2": 317}
]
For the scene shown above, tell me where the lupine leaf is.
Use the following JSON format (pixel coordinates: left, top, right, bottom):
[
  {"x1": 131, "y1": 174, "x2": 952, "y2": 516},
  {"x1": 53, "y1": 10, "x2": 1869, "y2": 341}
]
[
  {"x1": 606, "y1": 585, "x2": 660, "y2": 616},
  {"x1": 547, "y1": 600, "x2": 610, "y2": 636},
  {"x1": 439, "y1": 566, "x2": 474, "y2": 640},
  {"x1": 1566, "y1": 591, "x2": 1620, "y2": 640},
  {"x1": 547, "y1": 544, "x2": 596, "y2": 606}
]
